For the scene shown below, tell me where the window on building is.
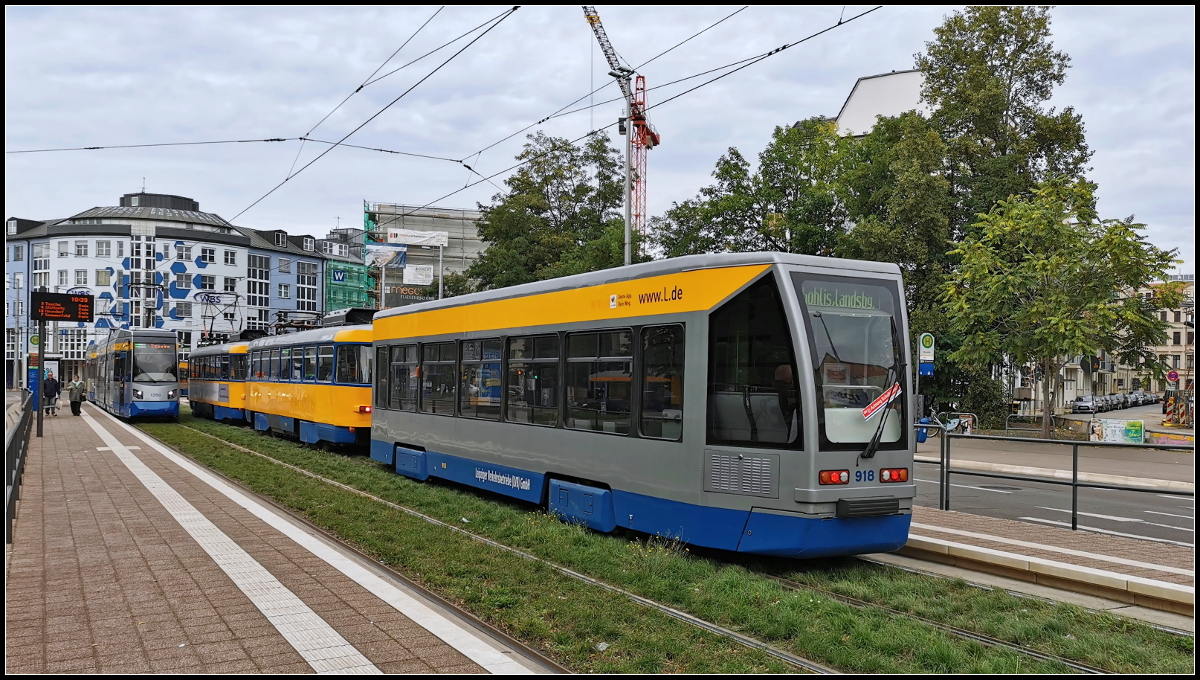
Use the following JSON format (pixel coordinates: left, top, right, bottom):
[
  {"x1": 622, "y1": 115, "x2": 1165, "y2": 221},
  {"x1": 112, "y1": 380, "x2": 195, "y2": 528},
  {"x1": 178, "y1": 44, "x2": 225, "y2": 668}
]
[
  {"x1": 1174, "y1": 355, "x2": 1181, "y2": 369},
  {"x1": 175, "y1": 273, "x2": 192, "y2": 288},
  {"x1": 130, "y1": 300, "x2": 143, "y2": 328},
  {"x1": 175, "y1": 302, "x2": 192, "y2": 318},
  {"x1": 278, "y1": 258, "x2": 291, "y2": 273},
  {"x1": 303, "y1": 237, "x2": 315, "y2": 252},
  {"x1": 279, "y1": 283, "x2": 290, "y2": 299},
  {"x1": 296, "y1": 261, "x2": 318, "y2": 312},
  {"x1": 6, "y1": 220, "x2": 15, "y2": 236},
  {"x1": 95, "y1": 270, "x2": 110, "y2": 287},
  {"x1": 75, "y1": 270, "x2": 87, "y2": 286},
  {"x1": 13, "y1": 245, "x2": 23, "y2": 261},
  {"x1": 58, "y1": 270, "x2": 68, "y2": 286},
  {"x1": 460, "y1": 339, "x2": 502, "y2": 420},
  {"x1": 199, "y1": 275, "x2": 215, "y2": 290},
  {"x1": 1174, "y1": 310, "x2": 1182, "y2": 323},
  {"x1": 14, "y1": 272, "x2": 24, "y2": 290},
  {"x1": 224, "y1": 250, "x2": 236, "y2": 266},
  {"x1": 1161, "y1": 310, "x2": 1168, "y2": 322},
  {"x1": 95, "y1": 241, "x2": 109, "y2": 257},
  {"x1": 565, "y1": 330, "x2": 633, "y2": 434},
  {"x1": 421, "y1": 342, "x2": 456, "y2": 415},
  {"x1": 1174, "y1": 331, "x2": 1182, "y2": 345},
  {"x1": 641, "y1": 325, "x2": 685, "y2": 440},
  {"x1": 201, "y1": 247, "x2": 215, "y2": 263},
  {"x1": 58, "y1": 241, "x2": 69, "y2": 257},
  {"x1": 117, "y1": 241, "x2": 124, "y2": 257},
  {"x1": 176, "y1": 244, "x2": 191, "y2": 260},
  {"x1": 506, "y1": 335, "x2": 558, "y2": 426},
  {"x1": 247, "y1": 254, "x2": 270, "y2": 309},
  {"x1": 275, "y1": 232, "x2": 287, "y2": 247},
  {"x1": 224, "y1": 277, "x2": 237, "y2": 293},
  {"x1": 75, "y1": 241, "x2": 88, "y2": 257}
]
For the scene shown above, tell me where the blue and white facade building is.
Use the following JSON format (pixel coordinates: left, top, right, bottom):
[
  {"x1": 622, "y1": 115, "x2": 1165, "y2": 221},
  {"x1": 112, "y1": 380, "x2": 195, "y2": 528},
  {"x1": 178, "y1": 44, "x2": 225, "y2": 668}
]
[{"x1": 5, "y1": 192, "x2": 327, "y2": 388}]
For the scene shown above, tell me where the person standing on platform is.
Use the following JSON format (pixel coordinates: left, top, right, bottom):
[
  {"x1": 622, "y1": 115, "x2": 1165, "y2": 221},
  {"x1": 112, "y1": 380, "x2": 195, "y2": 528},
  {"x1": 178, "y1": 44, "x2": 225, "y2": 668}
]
[
  {"x1": 43, "y1": 371, "x2": 61, "y2": 417},
  {"x1": 67, "y1": 374, "x2": 86, "y2": 416}
]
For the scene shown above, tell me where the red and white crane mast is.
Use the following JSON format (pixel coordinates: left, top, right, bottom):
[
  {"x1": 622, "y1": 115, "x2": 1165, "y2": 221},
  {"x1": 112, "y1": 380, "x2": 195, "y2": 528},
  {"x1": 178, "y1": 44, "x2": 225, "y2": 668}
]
[{"x1": 583, "y1": 6, "x2": 660, "y2": 265}]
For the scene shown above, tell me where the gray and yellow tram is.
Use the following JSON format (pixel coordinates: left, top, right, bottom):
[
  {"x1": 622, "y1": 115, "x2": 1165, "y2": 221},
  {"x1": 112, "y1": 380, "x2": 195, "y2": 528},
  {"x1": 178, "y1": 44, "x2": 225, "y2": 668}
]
[{"x1": 368, "y1": 253, "x2": 914, "y2": 558}]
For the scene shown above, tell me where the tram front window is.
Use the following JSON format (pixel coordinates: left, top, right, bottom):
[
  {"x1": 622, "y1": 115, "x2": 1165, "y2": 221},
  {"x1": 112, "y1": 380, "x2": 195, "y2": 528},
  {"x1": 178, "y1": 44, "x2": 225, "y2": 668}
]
[
  {"x1": 793, "y1": 275, "x2": 904, "y2": 447},
  {"x1": 132, "y1": 342, "x2": 178, "y2": 382}
]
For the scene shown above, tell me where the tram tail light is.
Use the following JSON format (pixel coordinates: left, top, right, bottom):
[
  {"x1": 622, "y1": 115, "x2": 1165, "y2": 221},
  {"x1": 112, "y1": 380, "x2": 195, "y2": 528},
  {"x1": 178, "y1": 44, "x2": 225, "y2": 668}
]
[
  {"x1": 358, "y1": 405, "x2": 372, "y2": 413},
  {"x1": 880, "y1": 468, "x2": 909, "y2": 483},
  {"x1": 819, "y1": 470, "x2": 849, "y2": 485}
]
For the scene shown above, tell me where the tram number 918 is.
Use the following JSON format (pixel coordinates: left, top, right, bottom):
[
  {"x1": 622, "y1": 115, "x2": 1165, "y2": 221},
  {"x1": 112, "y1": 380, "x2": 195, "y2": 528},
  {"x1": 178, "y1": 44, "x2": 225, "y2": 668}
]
[{"x1": 855, "y1": 470, "x2": 875, "y2": 483}]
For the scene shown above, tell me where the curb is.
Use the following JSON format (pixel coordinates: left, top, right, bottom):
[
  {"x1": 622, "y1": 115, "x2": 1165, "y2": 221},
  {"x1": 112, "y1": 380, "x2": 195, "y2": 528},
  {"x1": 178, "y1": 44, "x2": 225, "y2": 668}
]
[
  {"x1": 913, "y1": 456, "x2": 1195, "y2": 492},
  {"x1": 903, "y1": 534, "x2": 1194, "y2": 616}
]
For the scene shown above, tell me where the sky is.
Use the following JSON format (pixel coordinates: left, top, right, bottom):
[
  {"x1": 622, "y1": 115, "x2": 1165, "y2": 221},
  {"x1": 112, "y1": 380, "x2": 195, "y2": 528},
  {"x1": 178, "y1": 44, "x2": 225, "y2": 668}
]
[{"x1": 5, "y1": 5, "x2": 1195, "y2": 274}]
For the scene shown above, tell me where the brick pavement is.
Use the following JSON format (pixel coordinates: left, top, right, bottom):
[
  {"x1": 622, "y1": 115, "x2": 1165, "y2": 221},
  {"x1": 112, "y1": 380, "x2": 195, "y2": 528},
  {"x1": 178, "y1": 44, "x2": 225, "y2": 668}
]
[
  {"x1": 5, "y1": 403, "x2": 506, "y2": 674},
  {"x1": 910, "y1": 505, "x2": 1194, "y2": 586}
]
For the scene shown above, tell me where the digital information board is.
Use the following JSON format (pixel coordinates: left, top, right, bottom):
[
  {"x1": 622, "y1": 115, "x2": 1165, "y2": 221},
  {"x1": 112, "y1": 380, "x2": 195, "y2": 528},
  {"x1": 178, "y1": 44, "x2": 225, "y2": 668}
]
[{"x1": 31, "y1": 291, "x2": 94, "y2": 323}]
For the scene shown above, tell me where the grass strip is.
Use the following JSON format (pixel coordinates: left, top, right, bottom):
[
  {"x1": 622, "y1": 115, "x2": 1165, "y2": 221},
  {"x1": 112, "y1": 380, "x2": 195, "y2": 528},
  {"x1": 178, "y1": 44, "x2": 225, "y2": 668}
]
[
  {"x1": 144, "y1": 412, "x2": 1192, "y2": 673},
  {"x1": 139, "y1": 419, "x2": 796, "y2": 673}
]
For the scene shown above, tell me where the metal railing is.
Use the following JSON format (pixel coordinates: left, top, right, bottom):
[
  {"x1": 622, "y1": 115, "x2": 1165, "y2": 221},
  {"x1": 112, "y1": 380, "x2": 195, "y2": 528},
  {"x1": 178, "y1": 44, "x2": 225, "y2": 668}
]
[
  {"x1": 1004, "y1": 414, "x2": 1044, "y2": 437},
  {"x1": 922, "y1": 428, "x2": 1194, "y2": 530},
  {"x1": 6, "y1": 390, "x2": 33, "y2": 544}
]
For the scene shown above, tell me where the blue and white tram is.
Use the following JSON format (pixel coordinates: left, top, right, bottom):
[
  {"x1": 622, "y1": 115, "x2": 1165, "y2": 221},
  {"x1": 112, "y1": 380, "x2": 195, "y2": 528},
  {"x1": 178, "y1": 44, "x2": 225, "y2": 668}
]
[
  {"x1": 369, "y1": 253, "x2": 915, "y2": 559},
  {"x1": 86, "y1": 329, "x2": 181, "y2": 418}
]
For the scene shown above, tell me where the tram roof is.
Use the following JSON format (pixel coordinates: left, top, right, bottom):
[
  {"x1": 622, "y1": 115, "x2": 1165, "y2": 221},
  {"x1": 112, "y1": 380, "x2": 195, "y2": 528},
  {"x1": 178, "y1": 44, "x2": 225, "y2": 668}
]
[
  {"x1": 247, "y1": 325, "x2": 371, "y2": 350},
  {"x1": 374, "y1": 252, "x2": 901, "y2": 322},
  {"x1": 190, "y1": 342, "x2": 249, "y2": 358}
]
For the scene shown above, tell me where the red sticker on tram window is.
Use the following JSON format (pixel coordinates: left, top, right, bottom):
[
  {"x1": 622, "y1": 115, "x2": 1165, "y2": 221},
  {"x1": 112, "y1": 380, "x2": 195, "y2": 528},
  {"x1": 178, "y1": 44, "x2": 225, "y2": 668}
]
[{"x1": 862, "y1": 382, "x2": 901, "y2": 420}]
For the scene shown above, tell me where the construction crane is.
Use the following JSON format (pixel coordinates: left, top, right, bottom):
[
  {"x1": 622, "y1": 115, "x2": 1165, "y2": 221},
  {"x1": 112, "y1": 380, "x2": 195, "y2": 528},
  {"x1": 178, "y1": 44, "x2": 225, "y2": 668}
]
[{"x1": 583, "y1": 6, "x2": 661, "y2": 266}]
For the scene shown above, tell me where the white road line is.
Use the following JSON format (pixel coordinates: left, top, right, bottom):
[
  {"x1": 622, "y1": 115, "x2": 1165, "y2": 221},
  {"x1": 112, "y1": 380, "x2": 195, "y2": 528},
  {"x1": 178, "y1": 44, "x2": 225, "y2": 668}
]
[
  {"x1": 81, "y1": 410, "x2": 380, "y2": 675},
  {"x1": 98, "y1": 406, "x2": 535, "y2": 674},
  {"x1": 1034, "y1": 506, "x2": 1194, "y2": 532},
  {"x1": 1017, "y1": 517, "x2": 1195, "y2": 548},
  {"x1": 909, "y1": 522, "x2": 1195, "y2": 575},
  {"x1": 1157, "y1": 494, "x2": 1195, "y2": 505},
  {"x1": 1145, "y1": 510, "x2": 1195, "y2": 520},
  {"x1": 914, "y1": 478, "x2": 1012, "y2": 494}
]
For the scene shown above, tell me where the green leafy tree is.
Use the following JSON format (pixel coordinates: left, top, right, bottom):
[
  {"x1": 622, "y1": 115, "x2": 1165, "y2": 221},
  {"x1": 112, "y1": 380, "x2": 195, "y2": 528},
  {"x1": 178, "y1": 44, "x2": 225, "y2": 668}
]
[
  {"x1": 653, "y1": 117, "x2": 848, "y2": 257},
  {"x1": 917, "y1": 6, "x2": 1092, "y2": 237},
  {"x1": 463, "y1": 131, "x2": 641, "y2": 293},
  {"x1": 944, "y1": 179, "x2": 1180, "y2": 436}
]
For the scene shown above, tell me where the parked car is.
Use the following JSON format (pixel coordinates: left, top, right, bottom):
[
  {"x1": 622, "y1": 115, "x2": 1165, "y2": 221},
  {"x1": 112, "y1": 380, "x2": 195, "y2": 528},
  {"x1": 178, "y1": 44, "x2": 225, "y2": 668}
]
[
  {"x1": 1129, "y1": 391, "x2": 1146, "y2": 406},
  {"x1": 1072, "y1": 396, "x2": 1099, "y2": 414}
]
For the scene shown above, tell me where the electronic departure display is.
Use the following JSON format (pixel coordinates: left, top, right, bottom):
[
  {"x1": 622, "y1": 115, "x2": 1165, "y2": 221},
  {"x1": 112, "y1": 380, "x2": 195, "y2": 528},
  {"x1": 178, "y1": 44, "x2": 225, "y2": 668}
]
[{"x1": 31, "y1": 291, "x2": 94, "y2": 323}]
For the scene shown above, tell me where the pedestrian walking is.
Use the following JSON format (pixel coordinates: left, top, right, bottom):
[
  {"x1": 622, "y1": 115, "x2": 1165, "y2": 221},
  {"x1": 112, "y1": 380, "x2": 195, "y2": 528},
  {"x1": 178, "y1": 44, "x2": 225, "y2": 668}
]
[
  {"x1": 67, "y1": 374, "x2": 87, "y2": 416},
  {"x1": 43, "y1": 371, "x2": 61, "y2": 417}
]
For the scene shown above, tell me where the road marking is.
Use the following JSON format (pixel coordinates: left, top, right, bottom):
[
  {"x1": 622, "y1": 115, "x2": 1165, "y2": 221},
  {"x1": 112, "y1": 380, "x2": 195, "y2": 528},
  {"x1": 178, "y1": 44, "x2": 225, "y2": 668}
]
[
  {"x1": 81, "y1": 410, "x2": 381, "y2": 675},
  {"x1": 1017, "y1": 517, "x2": 1195, "y2": 548},
  {"x1": 97, "y1": 406, "x2": 536, "y2": 674},
  {"x1": 910, "y1": 522, "x2": 1194, "y2": 575},
  {"x1": 1157, "y1": 494, "x2": 1195, "y2": 505},
  {"x1": 1034, "y1": 506, "x2": 1194, "y2": 532},
  {"x1": 915, "y1": 478, "x2": 1013, "y2": 494},
  {"x1": 1145, "y1": 510, "x2": 1195, "y2": 520}
]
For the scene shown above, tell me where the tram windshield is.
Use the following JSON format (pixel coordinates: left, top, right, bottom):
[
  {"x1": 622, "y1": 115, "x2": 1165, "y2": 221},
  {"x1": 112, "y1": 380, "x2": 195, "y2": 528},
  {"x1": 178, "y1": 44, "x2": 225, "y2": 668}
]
[
  {"x1": 132, "y1": 342, "x2": 179, "y2": 382},
  {"x1": 793, "y1": 275, "x2": 904, "y2": 446}
]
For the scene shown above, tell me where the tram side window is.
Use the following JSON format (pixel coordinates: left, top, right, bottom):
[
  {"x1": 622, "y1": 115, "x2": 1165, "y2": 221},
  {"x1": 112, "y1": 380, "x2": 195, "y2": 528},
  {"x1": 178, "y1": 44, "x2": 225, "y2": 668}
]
[
  {"x1": 460, "y1": 339, "x2": 501, "y2": 420},
  {"x1": 270, "y1": 349, "x2": 280, "y2": 380},
  {"x1": 281, "y1": 348, "x2": 293, "y2": 381},
  {"x1": 506, "y1": 335, "x2": 559, "y2": 427},
  {"x1": 114, "y1": 351, "x2": 129, "y2": 381},
  {"x1": 231, "y1": 354, "x2": 248, "y2": 381},
  {"x1": 641, "y1": 325, "x2": 685, "y2": 441},
  {"x1": 566, "y1": 330, "x2": 633, "y2": 434},
  {"x1": 336, "y1": 345, "x2": 372, "y2": 384},
  {"x1": 304, "y1": 346, "x2": 317, "y2": 381},
  {"x1": 251, "y1": 351, "x2": 262, "y2": 379},
  {"x1": 317, "y1": 345, "x2": 334, "y2": 382},
  {"x1": 220, "y1": 355, "x2": 230, "y2": 381},
  {"x1": 421, "y1": 342, "x2": 456, "y2": 415},
  {"x1": 291, "y1": 348, "x2": 303, "y2": 381},
  {"x1": 390, "y1": 345, "x2": 418, "y2": 411},
  {"x1": 707, "y1": 275, "x2": 801, "y2": 447},
  {"x1": 375, "y1": 346, "x2": 390, "y2": 408}
]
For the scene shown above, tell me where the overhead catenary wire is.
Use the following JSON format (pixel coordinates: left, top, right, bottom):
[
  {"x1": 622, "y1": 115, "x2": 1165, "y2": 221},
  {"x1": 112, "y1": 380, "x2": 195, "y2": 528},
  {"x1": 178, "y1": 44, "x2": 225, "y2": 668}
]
[
  {"x1": 378, "y1": 6, "x2": 883, "y2": 228},
  {"x1": 231, "y1": 6, "x2": 521, "y2": 222},
  {"x1": 361, "y1": 7, "x2": 515, "y2": 89},
  {"x1": 5, "y1": 137, "x2": 296, "y2": 154}
]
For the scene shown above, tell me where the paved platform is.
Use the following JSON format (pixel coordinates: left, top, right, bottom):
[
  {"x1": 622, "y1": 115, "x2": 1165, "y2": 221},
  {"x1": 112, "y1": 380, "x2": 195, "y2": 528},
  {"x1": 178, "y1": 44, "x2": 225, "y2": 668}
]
[
  {"x1": 900, "y1": 505, "x2": 1194, "y2": 618},
  {"x1": 5, "y1": 403, "x2": 550, "y2": 674}
]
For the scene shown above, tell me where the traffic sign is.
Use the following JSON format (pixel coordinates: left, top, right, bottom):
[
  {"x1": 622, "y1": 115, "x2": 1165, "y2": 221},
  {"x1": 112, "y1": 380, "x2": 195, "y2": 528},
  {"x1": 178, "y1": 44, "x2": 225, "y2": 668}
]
[
  {"x1": 918, "y1": 333, "x2": 935, "y2": 362},
  {"x1": 1166, "y1": 370, "x2": 1179, "y2": 383}
]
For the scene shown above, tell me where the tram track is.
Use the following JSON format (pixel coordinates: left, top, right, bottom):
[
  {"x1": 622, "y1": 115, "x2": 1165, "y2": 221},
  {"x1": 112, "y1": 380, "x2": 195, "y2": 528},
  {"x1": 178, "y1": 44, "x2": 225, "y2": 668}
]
[{"x1": 174, "y1": 425, "x2": 838, "y2": 674}]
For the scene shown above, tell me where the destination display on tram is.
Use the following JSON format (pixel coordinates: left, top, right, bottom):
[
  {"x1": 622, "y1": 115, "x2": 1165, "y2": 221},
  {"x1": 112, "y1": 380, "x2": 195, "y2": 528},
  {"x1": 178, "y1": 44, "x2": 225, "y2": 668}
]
[{"x1": 30, "y1": 291, "x2": 94, "y2": 323}]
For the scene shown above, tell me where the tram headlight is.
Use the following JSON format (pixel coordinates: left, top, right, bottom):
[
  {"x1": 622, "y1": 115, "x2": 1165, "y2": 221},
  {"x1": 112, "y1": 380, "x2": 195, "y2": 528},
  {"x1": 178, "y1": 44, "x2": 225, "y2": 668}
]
[
  {"x1": 167, "y1": 390, "x2": 177, "y2": 399},
  {"x1": 819, "y1": 470, "x2": 849, "y2": 485},
  {"x1": 133, "y1": 389, "x2": 144, "y2": 399}
]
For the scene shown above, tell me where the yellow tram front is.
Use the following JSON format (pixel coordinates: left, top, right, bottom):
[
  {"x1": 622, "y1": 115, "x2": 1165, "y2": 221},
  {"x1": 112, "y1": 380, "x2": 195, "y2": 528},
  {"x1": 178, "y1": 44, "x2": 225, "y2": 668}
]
[{"x1": 187, "y1": 342, "x2": 250, "y2": 422}]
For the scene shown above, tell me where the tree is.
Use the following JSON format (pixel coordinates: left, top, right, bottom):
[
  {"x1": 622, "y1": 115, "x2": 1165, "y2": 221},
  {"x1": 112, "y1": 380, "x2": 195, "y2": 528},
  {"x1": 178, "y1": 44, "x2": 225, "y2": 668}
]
[
  {"x1": 463, "y1": 131, "x2": 639, "y2": 292},
  {"x1": 917, "y1": 6, "x2": 1092, "y2": 238},
  {"x1": 944, "y1": 179, "x2": 1180, "y2": 437},
  {"x1": 652, "y1": 117, "x2": 849, "y2": 257}
]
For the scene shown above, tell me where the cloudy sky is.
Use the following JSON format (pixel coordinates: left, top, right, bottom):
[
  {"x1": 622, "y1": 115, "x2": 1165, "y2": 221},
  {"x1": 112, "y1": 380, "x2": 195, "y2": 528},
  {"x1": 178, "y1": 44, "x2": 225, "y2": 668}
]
[{"x1": 5, "y1": 5, "x2": 1194, "y2": 273}]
